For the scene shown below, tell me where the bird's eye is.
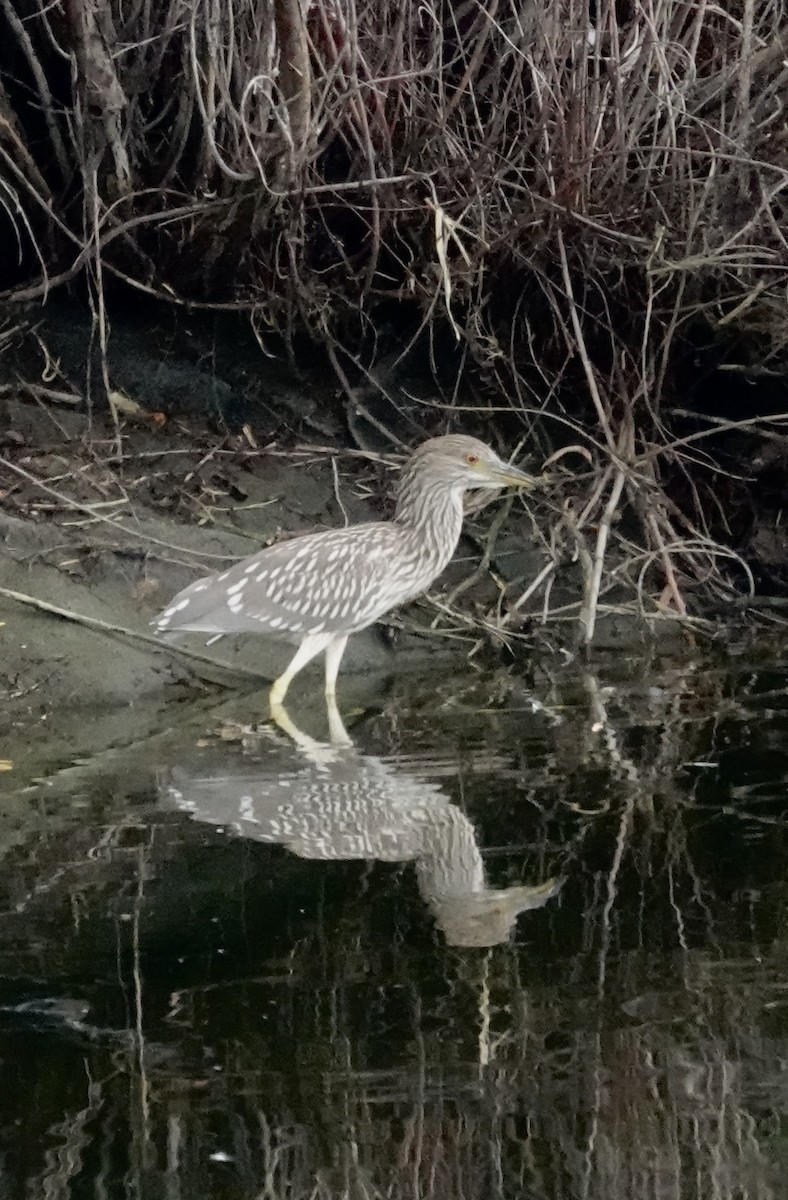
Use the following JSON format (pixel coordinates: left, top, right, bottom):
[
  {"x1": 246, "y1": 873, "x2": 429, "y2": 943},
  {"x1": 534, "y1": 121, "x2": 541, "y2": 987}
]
[{"x1": 465, "y1": 452, "x2": 479, "y2": 466}]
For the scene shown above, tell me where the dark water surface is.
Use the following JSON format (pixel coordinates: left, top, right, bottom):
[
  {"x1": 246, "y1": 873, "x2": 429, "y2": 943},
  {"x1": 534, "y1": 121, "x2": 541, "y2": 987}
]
[{"x1": 1, "y1": 647, "x2": 788, "y2": 1199}]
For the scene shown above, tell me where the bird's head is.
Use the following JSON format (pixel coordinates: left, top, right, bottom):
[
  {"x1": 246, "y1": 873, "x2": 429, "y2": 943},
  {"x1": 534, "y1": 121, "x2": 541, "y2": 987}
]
[{"x1": 407, "y1": 434, "x2": 538, "y2": 493}]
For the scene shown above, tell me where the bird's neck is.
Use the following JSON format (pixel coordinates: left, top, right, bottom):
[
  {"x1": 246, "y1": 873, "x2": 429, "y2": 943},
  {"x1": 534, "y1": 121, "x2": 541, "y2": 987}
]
[{"x1": 393, "y1": 471, "x2": 465, "y2": 572}]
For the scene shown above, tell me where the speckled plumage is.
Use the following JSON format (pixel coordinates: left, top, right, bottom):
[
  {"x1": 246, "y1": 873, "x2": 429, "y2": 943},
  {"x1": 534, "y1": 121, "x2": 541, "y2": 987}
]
[
  {"x1": 154, "y1": 519, "x2": 456, "y2": 639},
  {"x1": 153, "y1": 435, "x2": 536, "y2": 707},
  {"x1": 162, "y1": 747, "x2": 562, "y2": 946}
]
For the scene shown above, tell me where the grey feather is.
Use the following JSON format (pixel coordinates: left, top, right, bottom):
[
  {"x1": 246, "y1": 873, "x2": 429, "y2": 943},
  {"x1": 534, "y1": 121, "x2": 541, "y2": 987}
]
[{"x1": 152, "y1": 435, "x2": 536, "y2": 661}]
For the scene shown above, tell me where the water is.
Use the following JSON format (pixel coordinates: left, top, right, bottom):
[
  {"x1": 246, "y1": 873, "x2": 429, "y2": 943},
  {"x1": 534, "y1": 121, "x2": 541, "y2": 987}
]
[{"x1": 1, "y1": 647, "x2": 788, "y2": 1199}]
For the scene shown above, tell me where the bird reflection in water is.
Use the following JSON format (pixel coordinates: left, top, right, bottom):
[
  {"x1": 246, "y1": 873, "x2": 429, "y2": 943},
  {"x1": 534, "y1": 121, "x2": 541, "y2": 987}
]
[{"x1": 161, "y1": 703, "x2": 562, "y2": 948}]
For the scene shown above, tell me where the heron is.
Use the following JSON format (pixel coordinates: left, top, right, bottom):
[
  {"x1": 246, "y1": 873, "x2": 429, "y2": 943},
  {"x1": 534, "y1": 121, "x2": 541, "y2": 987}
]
[{"x1": 153, "y1": 435, "x2": 537, "y2": 712}]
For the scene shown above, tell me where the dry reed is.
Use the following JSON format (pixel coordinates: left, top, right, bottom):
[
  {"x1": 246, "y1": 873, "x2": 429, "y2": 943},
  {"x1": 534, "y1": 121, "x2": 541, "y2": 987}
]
[{"x1": 2, "y1": 0, "x2": 787, "y2": 633}]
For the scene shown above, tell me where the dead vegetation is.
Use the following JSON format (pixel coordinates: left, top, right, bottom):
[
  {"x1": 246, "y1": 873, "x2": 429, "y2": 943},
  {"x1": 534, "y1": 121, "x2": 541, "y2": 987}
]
[{"x1": 2, "y1": 1, "x2": 788, "y2": 638}]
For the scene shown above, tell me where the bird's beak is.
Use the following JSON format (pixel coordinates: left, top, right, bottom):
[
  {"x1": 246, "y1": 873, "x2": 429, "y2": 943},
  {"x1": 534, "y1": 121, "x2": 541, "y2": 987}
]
[{"x1": 485, "y1": 460, "x2": 540, "y2": 491}]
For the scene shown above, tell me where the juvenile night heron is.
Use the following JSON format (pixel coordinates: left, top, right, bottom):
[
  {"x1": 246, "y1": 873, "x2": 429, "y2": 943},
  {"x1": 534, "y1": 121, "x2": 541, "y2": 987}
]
[{"x1": 154, "y1": 435, "x2": 536, "y2": 710}]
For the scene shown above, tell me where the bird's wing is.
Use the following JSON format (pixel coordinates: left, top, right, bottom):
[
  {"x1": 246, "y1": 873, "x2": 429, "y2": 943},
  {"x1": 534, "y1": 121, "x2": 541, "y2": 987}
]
[{"x1": 154, "y1": 523, "x2": 405, "y2": 636}]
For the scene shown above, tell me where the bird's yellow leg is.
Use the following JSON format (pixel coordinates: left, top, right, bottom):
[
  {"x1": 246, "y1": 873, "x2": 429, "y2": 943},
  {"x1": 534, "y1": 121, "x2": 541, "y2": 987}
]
[
  {"x1": 326, "y1": 694, "x2": 352, "y2": 746},
  {"x1": 269, "y1": 675, "x2": 290, "y2": 709},
  {"x1": 324, "y1": 634, "x2": 349, "y2": 701},
  {"x1": 269, "y1": 634, "x2": 332, "y2": 715}
]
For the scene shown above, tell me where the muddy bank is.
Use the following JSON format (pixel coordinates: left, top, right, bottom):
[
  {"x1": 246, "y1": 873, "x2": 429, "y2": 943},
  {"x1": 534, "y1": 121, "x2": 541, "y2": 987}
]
[
  {"x1": 0, "y1": 304, "x2": 764, "y2": 792},
  {"x1": 1, "y1": 306, "x2": 550, "y2": 790},
  {"x1": 0, "y1": 401, "x2": 456, "y2": 787}
]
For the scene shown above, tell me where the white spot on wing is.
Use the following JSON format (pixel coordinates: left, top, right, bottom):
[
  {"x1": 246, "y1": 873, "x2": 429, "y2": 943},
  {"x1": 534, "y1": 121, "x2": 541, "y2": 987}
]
[{"x1": 239, "y1": 795, "x2": 259, "y2": 823}]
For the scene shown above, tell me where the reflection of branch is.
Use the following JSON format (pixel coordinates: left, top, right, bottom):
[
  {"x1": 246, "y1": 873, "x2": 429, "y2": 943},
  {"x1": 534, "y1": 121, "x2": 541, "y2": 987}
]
[
  {"x1": 36, "y1": 1065, "x2": 103, "y2": 1197},
  {"x1": 596, "y1": 794, "x2": 636, "y2": 1000},
  {"x1": 585, "y1": 674, "x2": 640, "y2": 786},
  {"x1": 131, "y1": 842, "x2": 152, "y2": 1162}
]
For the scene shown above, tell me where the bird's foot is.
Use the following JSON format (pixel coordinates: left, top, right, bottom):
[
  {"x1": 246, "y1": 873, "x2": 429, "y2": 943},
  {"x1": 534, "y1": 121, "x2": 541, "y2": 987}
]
[
  {"x1": 325, "y1": 694, "x2": 352, "y2": 747},
  {"x1": 269, "y1": 677, "x2": 289, "y2": 709}
]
